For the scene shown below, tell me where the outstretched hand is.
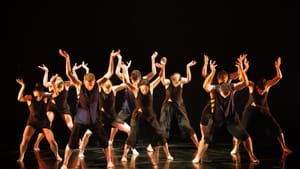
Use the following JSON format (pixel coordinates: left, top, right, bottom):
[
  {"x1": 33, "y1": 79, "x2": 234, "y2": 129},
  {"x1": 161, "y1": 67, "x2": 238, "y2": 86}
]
[
  {"x1": 110, "y1": 49, "x2": 121, "y2": 58},
  {"x1": 58, "y1": 49, "x2": 70, "y2": 59},
  {"x1": 37, "y1": 64, "x2": 48, "y2": 72},
  {"x1": 209, "y1": 60, "x2": 217, "y2": 72},
  {"x1": 187, "y1": 60, "x2": 197, "y2": 67}
]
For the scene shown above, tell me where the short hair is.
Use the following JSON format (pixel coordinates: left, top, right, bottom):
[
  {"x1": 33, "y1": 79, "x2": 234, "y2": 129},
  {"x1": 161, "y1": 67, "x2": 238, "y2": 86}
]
[
  {"x1": 217, "y1": 70, "x2": 229, "y2": 84},
  {"x1": 220, "y1": 83, "x2": 231, "y2": 96},
  {"x1": 138, "y1": 79, "x2": 149, "y2": 87},
  {"x1": 170, "y1": 72, "x2": 181, "y2": 82},
  {"x1": 103, "y1": 79, "x2": 112, "y2": 89},
  {"x1": 84, "y1": 73, "x2": 96, "y2": 82},
  {"x1": 55, "y1": 77, "x2": 64, "y2": 89},
  {"x1": 131, "y1": 69, "x2": 142, "y2": 81}
]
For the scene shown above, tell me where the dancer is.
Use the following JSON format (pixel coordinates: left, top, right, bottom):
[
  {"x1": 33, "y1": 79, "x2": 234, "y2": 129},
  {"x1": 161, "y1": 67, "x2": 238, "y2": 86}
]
[
  {"x1": 159, "y1": 57, "x2": 199, "y2": 148},
  {"x1": 109, "y1": 51, "x2": 159, "y2": 153},
  {"x1": 33, "y1": 62, "x2": 87, "y2": 151},
  {"x1": 192, "y1": 55, "x2": 259, "y2": 164},
  {"x1": 120, "y1": 59, "x2": 173, "y2": 162},
  {"x1": 78, "y1": 52, "x2": 133, "y2": 158},
  {"x1": 16, "y1": 79, "x2": 62, "y2": 162},
  {"x1": 240, "y1": 56, "x2": 292, "y2": 154},
  {"x1": 199, "y1": 54, "x2": 249, "y2": 155},
  {"x1": 59, "y1": 48, "x2": 120, "y2": 169}
]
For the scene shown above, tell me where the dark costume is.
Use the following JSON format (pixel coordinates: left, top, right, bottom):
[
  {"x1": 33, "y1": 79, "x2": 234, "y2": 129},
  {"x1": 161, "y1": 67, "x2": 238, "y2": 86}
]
[
  {"x1": 159, "y1": 83, "x2": 196, "y2": 139},
  {"x1": 67, "y1": 85, "x2": 108, "y2": 149},
  {"x1": 125, "y1": 90, "x2": 167, "y2": 148},
  {"x1": 241, "y1": 87, "x2": 283, "y2": 137},
  {"x1": 47, "y1": 88, "x2": 72, "y2": 116},
  {"x1": 204, "y1": 83, "x2": 249, "y2": 143},
  {"x1": 27, "y1": 96, "x2": 51, "y2": 131}
]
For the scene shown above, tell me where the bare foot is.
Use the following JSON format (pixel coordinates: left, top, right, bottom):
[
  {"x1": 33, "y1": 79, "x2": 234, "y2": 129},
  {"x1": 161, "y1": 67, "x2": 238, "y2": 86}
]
[
  {"x1": 167, "y1": 155, "x2": 174, "y2": 161},
  {"x1": 231, "y1": 153, "x2": 241, "y2": 162},
  {"x1": 60, "y1": 164, "x2": 68, "y2": 169},
  {"x1": 230, "y1": 148, "x2": 238, "y2": 155},
  {"x1": 17, "y1": 158, "x2": 23, "y2": 163},
  {"x1": 33, "y1": 147, "x2": 40, "y2": 151},
  {"x1": 107, "y1": 161, "x2": 114, "y2": 168},
  {"x1": 192, "y1": 156, "x2": 200, "y2": 164},
  {"x1": 56, "y1": 155, "x2": 63, "y2": 161},
  {"x1": 121, "y1": 156, "x2": 127, "y2": 162},
  {"x1": 250, "y1": 157, "x2": 260, "y2": 164},
  {"x1": 146, "y1": 144, "x2": 153, "y2": 152},
  {"x1": 283, "y1": 148, "x2": 293, "y2": 154}
]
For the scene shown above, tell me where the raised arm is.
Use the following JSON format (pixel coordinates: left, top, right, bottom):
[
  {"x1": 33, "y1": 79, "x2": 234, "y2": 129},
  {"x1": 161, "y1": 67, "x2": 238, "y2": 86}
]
[
  {"x1": 181, "y1": 60, "x2": 197, "y2": 84},
  {"x1": 121, "y1": 62, "x2": 138, "y2": 94},
  {"x1": 16, "y1": 78, "x2": 30, "y2": 103},
  {"x1": 115, "y1": 54, "x2": 123, "y2": 80},
  {"x1": 264, "y1": 56, "x2": 282, "y2": 90},
  {"x1": 203, "y1": 60, "x2": 217, "y2": 93},
  {"x1": 115, "y1": 54, "x2": 131, "y2": 82},
  {"x1": 58, "y1": 49, "x2": 81, "y2": 86},
  {"x1": 229, "y1": 54, "x2": 249, "y2": 80},
  {"x1": 201, "y1": 54, "x2": 209, "y2": 78},
  {"x1": 96, "y1": 49, "x2": 120, "y2": 84},
  {"x1": 150, "y1": 63, "x2": 165, "y2": 91},
  {"x1": 37, "y1": 64, "x2": 50, "y2": 88},
  {"x1": 233, "y1": 55, "x2": 249, "y2": 91},
  {"x1": 112, "y1": 83, "x2": 127, "y2": 95},
  {"x1": 158, "y1": 57, "x2": 170, "y2": 86},
  {"x1": 143, "y1": 51, "x2": 158, "y2": 80}
]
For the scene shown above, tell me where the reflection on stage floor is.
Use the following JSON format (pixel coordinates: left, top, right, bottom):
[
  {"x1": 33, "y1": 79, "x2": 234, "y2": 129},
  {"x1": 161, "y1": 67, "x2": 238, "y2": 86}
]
[{"x1": 7, "y1": 139, "x2": 296, "y2": 169}]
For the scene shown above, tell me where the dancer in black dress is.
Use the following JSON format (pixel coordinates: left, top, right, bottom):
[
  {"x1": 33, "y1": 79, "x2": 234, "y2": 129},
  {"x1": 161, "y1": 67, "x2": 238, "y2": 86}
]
[
  {"x1": 120, "y1": 59, "x2": 173, "y2": 162},
  {"x1": 33, "y1": 62, "x2": 86, "y2": 151},
  {"x1": 16, "y1": 79, "x2": 62, "y2": 162},
  {"x1": 241, "y1": 56, "x2": 292, "y2": 154},
  {"x1": 109, "y1": 52, "x2": 158, "y2": 153},
  {"x1": 159, "y1": 57, "x2": 199, "y2": 148}
]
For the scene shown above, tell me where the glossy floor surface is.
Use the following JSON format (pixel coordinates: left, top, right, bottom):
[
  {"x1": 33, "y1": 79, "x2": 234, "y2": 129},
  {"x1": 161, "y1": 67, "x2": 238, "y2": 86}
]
[{"x1": 6, "y1": 138, "x2": 297, "y2": 169}]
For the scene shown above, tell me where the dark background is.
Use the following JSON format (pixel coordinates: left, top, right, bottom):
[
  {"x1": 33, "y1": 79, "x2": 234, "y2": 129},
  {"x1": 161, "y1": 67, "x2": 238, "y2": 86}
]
[{"x1": 9, "y1": 1, "x2": 299, "y2": 154}]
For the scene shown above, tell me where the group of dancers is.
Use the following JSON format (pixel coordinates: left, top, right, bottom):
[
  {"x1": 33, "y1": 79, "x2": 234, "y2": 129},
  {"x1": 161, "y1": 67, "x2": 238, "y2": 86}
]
[{"x1": 16, "y1": 49, "x2": 292, "y2": 168}]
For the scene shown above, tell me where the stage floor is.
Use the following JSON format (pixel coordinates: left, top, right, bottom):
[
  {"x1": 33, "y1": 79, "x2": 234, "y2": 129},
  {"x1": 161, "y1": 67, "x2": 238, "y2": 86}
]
[{"x1": 6, "y1": 139, "x2": 296, "y2": 169}]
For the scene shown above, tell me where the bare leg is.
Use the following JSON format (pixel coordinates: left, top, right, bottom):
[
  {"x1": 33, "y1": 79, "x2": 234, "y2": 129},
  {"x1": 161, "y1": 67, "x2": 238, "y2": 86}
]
[
  {"x1": 192, "y1": 139, "x2": 208, "y2": 163},
  {"x1": 60, "y1": 145, "x2": 73, "y2": 169},
  {"x1": 277, "y1": 133, "x2": 292, "y2": 154},
  {"x1": 62, "y1": 114, "x2": 73, "y2": 131},
  {"x1": 162, "y1": 142, "x2": 173, "y2": 160},
  {"x1": 109, "y1": 127, "x2": 119, "y2": 145},
  {"x1": 242, "y1": 136, "x2": 259, "y2": 164},
  {"x1": 17, "y1": 126, "x2": 35, "y2": 162},
  {"x1": 112, "y1": 122, "x2": 130, "y2": 134},
  {"x1": 103, "y1": 146, "x2": 114, "y2": 168},
  {"x1": 78, "y1": 129, "x2": 92, "y2": 159},
  {"x1": 192, "y1": 124, "x2": 208, "y2": 163},
  {"x1": 121, "y1": 144, "x2": 131, "y2": 162},
  {"x1": 43, "y1": 128, "x2": 62, "y2": 161},
  {"x1": 147, "y1": 149, "x2": 159, "y2": 168},
  {"x1": 190, "y1": 133, "x2": 199, "y2": 148},
  {"x1": 34, "y1": 111, "x2": 54, "y2": 151},
  {"x1": 34, "y1": 133, "x2": 44, "y2": 151},
  {"x1": 231, "y1": 137, "x2": 241, "y2": 155},
  {"x1": 112, "y1": 122, "x2": 140, "y2": 155}
]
